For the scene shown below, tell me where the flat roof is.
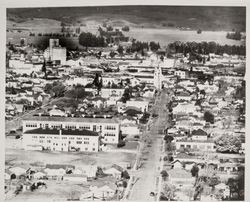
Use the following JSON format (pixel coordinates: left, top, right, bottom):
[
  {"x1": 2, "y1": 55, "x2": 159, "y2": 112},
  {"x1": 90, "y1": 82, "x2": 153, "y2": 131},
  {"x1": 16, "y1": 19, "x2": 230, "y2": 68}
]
[
  {"x1": 24, "y1": 128, "x2": 99, "y2": 136},
  {"x1": 23, "y1": 115, "x2": 119, "y2": 124}
]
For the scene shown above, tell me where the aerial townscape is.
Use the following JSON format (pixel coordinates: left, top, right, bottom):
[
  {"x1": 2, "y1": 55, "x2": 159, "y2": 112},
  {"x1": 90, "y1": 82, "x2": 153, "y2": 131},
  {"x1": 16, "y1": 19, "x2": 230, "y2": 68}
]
[{"x1": 5, "y1": 6, "x2": 245, "y2": 202}]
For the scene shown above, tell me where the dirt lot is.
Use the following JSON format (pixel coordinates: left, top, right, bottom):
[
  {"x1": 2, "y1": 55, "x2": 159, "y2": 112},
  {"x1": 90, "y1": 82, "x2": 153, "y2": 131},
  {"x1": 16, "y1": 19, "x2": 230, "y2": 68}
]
[
  {"x1": 7, "y1": 176, "x2": 117, "y2": 201},
  {"x1": 5, "y1": 137, "x2": 136, "y2": 168}
]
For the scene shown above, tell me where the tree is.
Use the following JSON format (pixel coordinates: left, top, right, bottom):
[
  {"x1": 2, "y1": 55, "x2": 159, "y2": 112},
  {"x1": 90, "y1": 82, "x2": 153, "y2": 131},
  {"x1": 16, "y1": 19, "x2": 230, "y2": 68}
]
[
  {"x1": 208, "y1": 175, "x2": 220, "y2": 191},
  {"x1": 44, "y1": 83, "x2": 53, "y2": 94},
  {"x1": 191, "y1": 164, "x2": 199, "y2": 178},
  {"x1": 20, "y1": 39, "x2": 25, "y2": 46},
  {"x1": 107, "y1": 25, "x2": 113, "y2": 31},
  {"x1": 121, "y1": 87, "x2": 131, "y2": 103},
  {"x1": 121, "y1": 170, "x2": 130, "y2": 179},
  {"x1": 204, "y1": 111, "x2": 214, "y2": 124},
  {"x1": 215, "y1": 134, "x2": 242, "y2": 153},
  {"x1": 122, "y1": 26, "x2": 130, "y2": 32},
  {"x1": 149, "y1": 41, "x2": 160, "y2": 51},
  {"x1": 92, "y1": 73, "x2": 103, "y2": 94},
  {"x1": 117, "y1": 46, "x2": 124, "y2": 54},
  {"x1": 164, "y1": 135, "x2": 174, "y2": 143},
  {"x1": 160, "y1": 170, "x2": 169, "y2": 181}
]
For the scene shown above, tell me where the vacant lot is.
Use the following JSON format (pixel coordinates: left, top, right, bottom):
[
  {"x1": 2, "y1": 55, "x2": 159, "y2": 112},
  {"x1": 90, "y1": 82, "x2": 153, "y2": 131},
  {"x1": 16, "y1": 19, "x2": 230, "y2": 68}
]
[
  {"x1": 7, "y1": 176, "x2": 117, "y2": 201},
  {"x1": 5, "y1": 138, "x2": 136, "y2": 168}
]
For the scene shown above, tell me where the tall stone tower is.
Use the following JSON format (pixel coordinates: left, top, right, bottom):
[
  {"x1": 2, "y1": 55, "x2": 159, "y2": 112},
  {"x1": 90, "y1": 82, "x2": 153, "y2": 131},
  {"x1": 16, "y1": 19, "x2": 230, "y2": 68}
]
[{"x1": 154, "y1": 65, "x2": 162, "y2": 90}]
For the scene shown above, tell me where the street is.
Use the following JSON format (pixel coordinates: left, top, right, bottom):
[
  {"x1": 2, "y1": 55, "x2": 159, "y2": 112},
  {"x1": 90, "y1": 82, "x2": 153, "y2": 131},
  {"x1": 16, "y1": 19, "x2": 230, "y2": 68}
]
[{"x1": 128, "y1": 89, "x2": 171, "y2": 201}]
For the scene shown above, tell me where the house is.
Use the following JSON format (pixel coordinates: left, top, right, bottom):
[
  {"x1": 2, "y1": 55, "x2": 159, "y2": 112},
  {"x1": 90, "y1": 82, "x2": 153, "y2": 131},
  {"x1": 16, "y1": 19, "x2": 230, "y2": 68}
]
[
  {"x1": 191, "y1": 129, "x2": 208, "y2": 141},
  {"x1": 103, "y1": 164, "x2": 123, "y2": 178},
  {"x1": 171, "y1": 160, "x2": 183, "y2": 169},
  {"x1": 48, "y1": 106, "x2": 66, "y2": 117},
  {"x1": 126, "y1": 98, "x2": 149, "y2": 112},
  {"x1": 8, "y1": 167, "x2": 26, "y2": 177},
  {"x1": 80, "y1": 185, "x2": 116, "y2": 200},
  {"x1": 175, "y1": 139, "x2": 216, "y2": 152},
  {"x1": 33, "y1": 171, "x2": 46, "y2": 179},
  {"x1": 174, "y1": 69, "x2": 189, "y2": 79},
  {"x1": 44, "y1": 168, "x2": 65, "y2": 180},
  {"x1": 120, "y1": 123, "x2": 140, "y2": 136},
  {"x1": 101, "y1": 88, "x2": 124, "y2": 98},
  {"x1": 63, "y1": 174, "x2": 88, "y2": 182}
]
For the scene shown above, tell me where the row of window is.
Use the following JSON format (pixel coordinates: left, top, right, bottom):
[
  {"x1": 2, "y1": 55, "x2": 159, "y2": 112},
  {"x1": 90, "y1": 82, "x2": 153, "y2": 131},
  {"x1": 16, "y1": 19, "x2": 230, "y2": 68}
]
[
  {"x1": 180, "y1": 144, "x2": 216, "y2": 149},
  {"x1": 32, "y1": 136, "x2": 90, "y2": 140},
  {"x1": 104, "y1": 133, "x2": 116, "y2": 137},
  {"x1": 105, "y1": 126, "x2": 116, "y2": 130},
  {"x1": 26, "y1": 124, "x2": 37, "y2": 127}
]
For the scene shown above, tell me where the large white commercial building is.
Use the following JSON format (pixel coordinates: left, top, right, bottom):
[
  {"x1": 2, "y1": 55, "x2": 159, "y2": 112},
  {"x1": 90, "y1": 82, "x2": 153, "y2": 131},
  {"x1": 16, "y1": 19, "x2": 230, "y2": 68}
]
[
  {"x1": 23, "y1": 116, "x2": 120, "y2": 145},
  {"x1": 23, "y1": 128, "x2": 100, "y2": 152},
  {"x1": 44, "y1": 39, "x2": 66, "y2": 65}
]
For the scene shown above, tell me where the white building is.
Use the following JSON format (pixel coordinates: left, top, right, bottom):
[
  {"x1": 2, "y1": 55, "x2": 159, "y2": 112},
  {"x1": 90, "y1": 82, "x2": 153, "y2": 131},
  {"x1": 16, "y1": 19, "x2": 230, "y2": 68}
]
[
  {"x1": 154, "y1": 66, "x2": 162, "y2": 89},
  {"x1": 126, "y1": 99, "x2": 149, "y2": 112},
  {"x1": 175, "y1": 139, "x2": 216, "y2": 152},
  {"x1": 100, "y1": 88, "x2": 124, "y2": 98},
  {"x1": 23, "y1": 128, "x2": 100, "y2": 152},
  {"x1": 44, "y1": 39, "x2": 66, "y2": 65},
  {"x1": 23, "y1": 116, "x2": 120, "y2": 144}
]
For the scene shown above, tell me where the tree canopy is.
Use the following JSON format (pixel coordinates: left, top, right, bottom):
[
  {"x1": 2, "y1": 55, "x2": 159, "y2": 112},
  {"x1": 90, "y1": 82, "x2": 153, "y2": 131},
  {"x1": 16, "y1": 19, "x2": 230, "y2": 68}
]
[
  {"x1": 215, "y1": 134, "x2": 242, "y2": 153},
  {"x1": 79, "y1": 32, "x2": 106, "y2": 48},
  {"x1": 204, "y1": 111, "x2": 215, "y2": 124}
]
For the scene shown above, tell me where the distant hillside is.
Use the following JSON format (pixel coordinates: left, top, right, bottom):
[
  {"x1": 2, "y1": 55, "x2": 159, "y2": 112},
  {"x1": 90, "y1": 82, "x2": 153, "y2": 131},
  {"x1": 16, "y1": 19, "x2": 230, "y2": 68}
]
[{"x1": 7, "y1": 6, "x2": 246, "y2": 31}]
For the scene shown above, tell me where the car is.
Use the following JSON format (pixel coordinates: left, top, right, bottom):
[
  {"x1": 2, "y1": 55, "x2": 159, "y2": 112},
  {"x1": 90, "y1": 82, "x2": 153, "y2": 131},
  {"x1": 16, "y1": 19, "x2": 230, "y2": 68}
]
[{"x1": 150, "y1": 192, "x2": 155, "y2": 196}]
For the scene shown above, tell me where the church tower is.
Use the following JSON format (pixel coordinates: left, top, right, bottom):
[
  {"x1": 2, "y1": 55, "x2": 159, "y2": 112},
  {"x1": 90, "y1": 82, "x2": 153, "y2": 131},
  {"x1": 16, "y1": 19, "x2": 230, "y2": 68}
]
[{"x1": 154, "y1": 65, "x2": 162, "y2": 90}]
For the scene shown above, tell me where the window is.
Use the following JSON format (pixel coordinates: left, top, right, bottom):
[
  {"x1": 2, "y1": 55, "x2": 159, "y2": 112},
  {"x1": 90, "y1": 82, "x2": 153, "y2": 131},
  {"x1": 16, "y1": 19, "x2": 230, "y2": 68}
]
[
  {"x1": 93, "y1": 148, "x2": 95, "y2": 151},
  {"x1": 207, "y1": 146, "x2": 211, "y2": 149},
  {"x1": 76, "y1": 141, "x2": 82, "y2": 144},
  {"x1": 47, "y1": 140, "x2": 51, "y2": 143},
  {"x1": 105, "y1": 125, "x2": 116, "y2": 130},
  {"x1": 93, "y1": 125, "x2": 96, "y2": 131},
  {"x1": 77, "y1": 137, "x2": 82, "y2": 140},
  {"x1": 84, "y1": 141, "x2": 89, "y2": 144}
]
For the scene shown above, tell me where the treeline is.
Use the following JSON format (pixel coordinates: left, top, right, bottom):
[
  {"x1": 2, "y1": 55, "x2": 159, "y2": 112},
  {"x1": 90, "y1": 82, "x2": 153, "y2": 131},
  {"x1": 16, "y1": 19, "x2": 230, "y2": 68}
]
[
  {"x1": 126, "y1": 41, "x2": 160, "y2": 53},
  {"x1": 79, "y1": 32, "x2": 106, "y2": 48},
  {"x1": 168, "y1": 41, "x2": 246, "y2": 56},
  {"x1": 226, "y1": 31, "x2": 242, "y2": 41}
]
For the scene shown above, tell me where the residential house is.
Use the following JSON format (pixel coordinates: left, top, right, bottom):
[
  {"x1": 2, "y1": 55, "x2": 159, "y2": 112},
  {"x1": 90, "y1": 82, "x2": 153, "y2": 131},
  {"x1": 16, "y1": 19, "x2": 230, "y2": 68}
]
[
  {"x1": 175, "y1": 139, "x2": 216, "y2": 152},
  {"x1": 191, "y1": 129, "x2": 208, "y2": 141},
  {"x1": 103, "y1": 164, "x2": 123, "y2": 178},
  {"x1": 126, "y1": 98, "x2": 149, "y2": 112}
]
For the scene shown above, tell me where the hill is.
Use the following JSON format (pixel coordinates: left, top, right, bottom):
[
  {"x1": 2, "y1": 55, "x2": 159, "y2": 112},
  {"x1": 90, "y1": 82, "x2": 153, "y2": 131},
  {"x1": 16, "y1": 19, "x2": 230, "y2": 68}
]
[{"x1": 7, "y1": 6, "x2": 246, "y2": 31}]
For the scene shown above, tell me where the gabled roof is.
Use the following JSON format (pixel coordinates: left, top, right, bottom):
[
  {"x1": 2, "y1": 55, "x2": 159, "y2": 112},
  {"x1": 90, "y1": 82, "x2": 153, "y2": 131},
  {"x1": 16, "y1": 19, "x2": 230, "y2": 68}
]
[{"x1": 192, "y1": 129, "x2": 207, "y2": 136}]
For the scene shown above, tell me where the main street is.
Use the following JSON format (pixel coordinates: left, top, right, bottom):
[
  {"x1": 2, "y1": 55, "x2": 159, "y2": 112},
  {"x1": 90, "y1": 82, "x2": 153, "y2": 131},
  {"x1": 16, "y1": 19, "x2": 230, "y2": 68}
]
[{"x1": 128, "y1": 89, "x2": 171, "y2": 201}]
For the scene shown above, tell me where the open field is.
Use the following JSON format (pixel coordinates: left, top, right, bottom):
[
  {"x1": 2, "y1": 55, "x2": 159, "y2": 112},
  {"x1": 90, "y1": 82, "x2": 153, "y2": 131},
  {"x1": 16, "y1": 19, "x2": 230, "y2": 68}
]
[{"x1": 5, "y1": 138, "x2": 136, "y2": 168}]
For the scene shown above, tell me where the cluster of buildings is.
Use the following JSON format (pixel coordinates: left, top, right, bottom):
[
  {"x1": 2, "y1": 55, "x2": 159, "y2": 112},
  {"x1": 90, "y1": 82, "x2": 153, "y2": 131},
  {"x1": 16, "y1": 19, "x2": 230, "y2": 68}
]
[{"x1": 5, "y1": 37, "x2": 246, "y2": 201}]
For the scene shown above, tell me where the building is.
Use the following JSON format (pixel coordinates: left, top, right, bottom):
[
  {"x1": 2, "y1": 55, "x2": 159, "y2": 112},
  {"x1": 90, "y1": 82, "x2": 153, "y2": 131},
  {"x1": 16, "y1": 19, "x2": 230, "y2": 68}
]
[
  {"x1": 154, "y1": 66, "x2": 162, "y2": 89},
  {"x1": 100, "y1": 88, "x2": 124, "y2": 98},
  {"x1": 44, "y1": 39, "x2": 66, "y2": 65},
  {"x1": 126, "y1": 99, "x2": 149, "y2": 112},
  {"x1": 175, "y1": 139, "x2": 216, "y2": 152},
  {"x1": 23, "y1": 128, "x2": 100, "y2": 152},
  {"x1": 23, "y1": 116, "x2": 120, "y2": 144}
]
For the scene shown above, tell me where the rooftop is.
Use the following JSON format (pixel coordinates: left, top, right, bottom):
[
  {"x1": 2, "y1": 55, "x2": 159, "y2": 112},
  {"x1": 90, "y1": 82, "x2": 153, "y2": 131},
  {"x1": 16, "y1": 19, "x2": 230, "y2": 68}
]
[
  {"x1": 23, "y1": 115, "x2": 119, "y2": 124},
  {"x1": 24, "y1": 128, "x2": 99, "y2": 136}
]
